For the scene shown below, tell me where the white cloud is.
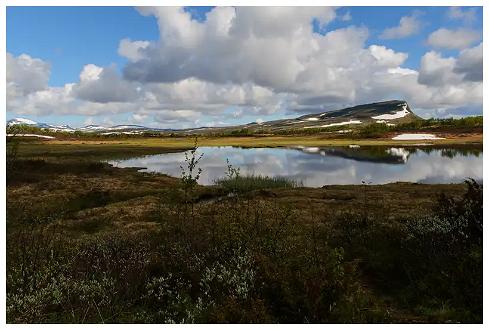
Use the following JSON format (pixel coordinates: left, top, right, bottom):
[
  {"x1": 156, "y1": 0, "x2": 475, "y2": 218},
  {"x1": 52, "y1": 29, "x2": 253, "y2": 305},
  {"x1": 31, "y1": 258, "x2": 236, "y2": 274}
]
[
  {"x1": 123, "y1": 6, "x2": 338, "y2": 89},
  {"x1": 72, "y1": 64, "x2": 140, "y2": 103},
  {"x1": 418, "y1": 51, "x2": 459, "y2": 87},
  {"x1": 116, "y1": 7, "x2": 483, "y2": 118},
  {"x1": 79, "y1": 64, "x2": 103, "y2": 81},
  {"x1": 379, "y1": 13, "x2": 421, "y2": 39},
  {"x1": 454, "y1": 42, "x2": 482, "y2": 82},
  {"x1": 427, "y1": 28, "x2": 480, "y2": 50},
  {"x1": 118, "y1": 39, "x2": 150, "y2": 61},
  {"x1": 7, "y1": 53, "x2": 51, "y2": 95},
  {"x1": 369, "y1": 45, "x2": 408, "y2": 67},
  {"x1": 447, "y1": 7, "x2": 477, "y2": 24},
  {"x1": 414, "y1": 50, "x2": 482, "y2": 110},
  {"x1": 6, "y1": 7, "x2": 483, "y2": 126},
  {"x1": 132, "y1": 113, "x2": 148, "y2": 123}
]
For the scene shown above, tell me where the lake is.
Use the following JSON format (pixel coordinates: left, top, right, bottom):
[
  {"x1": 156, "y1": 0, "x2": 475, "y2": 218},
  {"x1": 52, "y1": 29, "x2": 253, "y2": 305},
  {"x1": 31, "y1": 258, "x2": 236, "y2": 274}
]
[{"x1": 109, "y1": 145, "x2": 483, "y2": 187}]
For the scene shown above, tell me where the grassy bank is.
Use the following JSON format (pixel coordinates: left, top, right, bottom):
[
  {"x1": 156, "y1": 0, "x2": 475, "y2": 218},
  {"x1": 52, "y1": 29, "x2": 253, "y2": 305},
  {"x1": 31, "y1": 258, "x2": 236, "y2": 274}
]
[
  {"x1": 14, "y1": 133, "x2": 483, "y2": 159},
  {"x1": 6, "y1": 151, "x2": 483, "y2": 323}
]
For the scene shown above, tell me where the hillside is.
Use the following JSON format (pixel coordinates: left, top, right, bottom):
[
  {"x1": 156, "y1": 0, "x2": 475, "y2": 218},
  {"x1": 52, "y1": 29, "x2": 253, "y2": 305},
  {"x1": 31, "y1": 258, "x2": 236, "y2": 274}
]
[{"x1": 233, "y1": 100, "x2": 421, "y2": 133}]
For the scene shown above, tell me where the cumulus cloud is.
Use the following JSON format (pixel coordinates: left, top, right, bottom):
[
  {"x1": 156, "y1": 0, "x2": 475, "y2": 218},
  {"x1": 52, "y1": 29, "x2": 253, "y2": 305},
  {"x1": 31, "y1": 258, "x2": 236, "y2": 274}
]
[
  {"x1": 118, "y1": 39, "x2": 150, "y2": 61},
  {"x1": 379, "y1": 13, "x2": 421, "y2": 39},
  {"x1": 418, "y1": 52, "x2": 459, "y2": 87},
  {"x1": 454, "y1": 43, "x2": 483, "y2": 82},
  {"x1": 72, "y1": 64, "x2": 140, "y2": 103},
  {"x1": 7, "y1": 52, "x2": 51, "y2": 95},
  {"x1": 7, "y1": 55, "x2": 141, "y2": 117},
  {"x1": 416, "y1": 51, "x2": 482, "y2": 110},
  {"x1": 427, "y1": 28, "x2": 481, "y2": 50},
  {"x1": 6, "y1": 7, "x2": 484, "y2": 126},
  {"x1": 123, "y1": 6, "x2": 338, "y2": 89},
  {"x1": 369, "y1": 45, "x2": 408, "y2": 67}
]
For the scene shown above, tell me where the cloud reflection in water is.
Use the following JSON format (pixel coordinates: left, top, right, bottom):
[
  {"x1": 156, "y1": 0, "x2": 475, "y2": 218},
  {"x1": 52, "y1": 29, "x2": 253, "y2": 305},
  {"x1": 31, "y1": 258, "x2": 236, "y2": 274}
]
[{"x1": 108, "y1": 146, "x2": 482, "y2": 187}]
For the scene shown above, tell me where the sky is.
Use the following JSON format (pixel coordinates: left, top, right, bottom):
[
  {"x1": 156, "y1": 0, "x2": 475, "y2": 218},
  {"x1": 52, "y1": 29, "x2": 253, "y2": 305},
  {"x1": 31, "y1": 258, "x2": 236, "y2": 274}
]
[{"x1": 6, "y1": 6, "x2": 483, "y2": 128}]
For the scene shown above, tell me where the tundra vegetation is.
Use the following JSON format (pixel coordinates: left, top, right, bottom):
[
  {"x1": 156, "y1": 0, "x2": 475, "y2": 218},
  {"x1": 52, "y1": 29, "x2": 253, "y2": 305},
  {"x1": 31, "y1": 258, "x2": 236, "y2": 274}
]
[{"x1": 5, "y1": 137, "x2": 483, "y2": 324}]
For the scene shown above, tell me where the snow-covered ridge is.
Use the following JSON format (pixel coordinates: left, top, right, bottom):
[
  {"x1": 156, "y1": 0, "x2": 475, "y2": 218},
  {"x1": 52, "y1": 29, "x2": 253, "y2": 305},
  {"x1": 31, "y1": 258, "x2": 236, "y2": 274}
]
[{"x1": 7, "y1": 118, "x2": 38, "y2": 126}]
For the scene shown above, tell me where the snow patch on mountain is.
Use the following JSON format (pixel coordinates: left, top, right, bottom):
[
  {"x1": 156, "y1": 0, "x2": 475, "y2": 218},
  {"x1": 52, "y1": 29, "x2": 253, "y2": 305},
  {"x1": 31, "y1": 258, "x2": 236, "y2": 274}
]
[
  {"x1": 372, "y1": 104, "x2": 410, "y2": 120},
  {"x1": 7, "y1": 118, "x2": 38, "y2": 126},
  {"x1": 79, "y1": 125, "x2": 107, "y2": 131},
  {"x1": 304, "y1": 120, "x2": 362, "y2": 129}
]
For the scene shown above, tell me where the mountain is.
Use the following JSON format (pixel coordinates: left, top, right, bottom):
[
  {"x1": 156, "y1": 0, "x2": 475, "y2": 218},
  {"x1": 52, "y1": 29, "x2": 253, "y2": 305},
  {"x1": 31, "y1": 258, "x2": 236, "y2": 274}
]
[
  {"x1": 78, "y1": 124, "x2": 153, "y2": 132},
  {"x1": 78, "y1": 124, "x2": 173, "y2": 134},
  {"x1": 6, "y1": 118, "x2": 164, "y2": 134},
  {"x1": 7, "y1": 118, "x2": 76, "y2": 133},
  {"x1": 6, "y1": 100, "x2": 421, "y2": 135},
  {"x1": 7, "y1": 118, "x2": 38, "y2": 126},
  {"x1": 235, "y1": 100, "x2": 420, "y2": 133}
]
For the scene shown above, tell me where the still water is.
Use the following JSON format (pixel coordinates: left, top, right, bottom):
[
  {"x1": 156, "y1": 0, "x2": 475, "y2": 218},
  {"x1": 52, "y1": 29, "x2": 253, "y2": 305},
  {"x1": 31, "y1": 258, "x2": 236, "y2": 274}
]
[{"x1": 109, "y1": 146, "x2": 482, "y2": 187}]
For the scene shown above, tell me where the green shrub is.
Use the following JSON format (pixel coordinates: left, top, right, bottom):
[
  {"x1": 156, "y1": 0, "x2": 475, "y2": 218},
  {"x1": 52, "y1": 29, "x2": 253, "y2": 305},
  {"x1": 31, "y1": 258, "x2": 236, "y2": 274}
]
[{"x1": 398, "y1": 179, "x2": 482, "y2": 321}]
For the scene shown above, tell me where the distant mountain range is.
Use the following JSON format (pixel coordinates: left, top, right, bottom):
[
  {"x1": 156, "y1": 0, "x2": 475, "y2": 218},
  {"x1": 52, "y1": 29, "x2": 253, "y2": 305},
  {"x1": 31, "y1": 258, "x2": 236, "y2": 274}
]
[
  {"x1": 7, "y1": 100, "x2": 420, "y2": 135},
  {"x1": 7, "y1": 117, "x2": 77, "y2": 133},
  {"x1": 6, "y1": 118, "x2": 171, "y2": 135}
]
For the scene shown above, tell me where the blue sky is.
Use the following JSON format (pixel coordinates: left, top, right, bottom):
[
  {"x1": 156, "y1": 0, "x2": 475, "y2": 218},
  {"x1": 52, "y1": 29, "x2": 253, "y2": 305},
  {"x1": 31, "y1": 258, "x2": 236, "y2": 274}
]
[
  {"x1": 7, "y1": 7, "x2": 159, "y2": 86},
  {"x1": 6, "y1": 6, "x2": 483, "y2": 128}
]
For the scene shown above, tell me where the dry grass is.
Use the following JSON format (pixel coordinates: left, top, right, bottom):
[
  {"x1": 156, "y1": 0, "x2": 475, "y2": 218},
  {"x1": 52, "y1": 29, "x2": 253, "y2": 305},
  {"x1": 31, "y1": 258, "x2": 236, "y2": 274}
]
[{"x1": 17, "y1": 133, "x2": 483, "y2": 159}]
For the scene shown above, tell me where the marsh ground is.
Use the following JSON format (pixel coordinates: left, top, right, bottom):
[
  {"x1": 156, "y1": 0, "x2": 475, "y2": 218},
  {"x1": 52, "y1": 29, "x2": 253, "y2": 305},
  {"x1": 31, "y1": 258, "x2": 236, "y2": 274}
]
[{"x1": 6, "y1": 141, "x2": 483, "y2": 323}]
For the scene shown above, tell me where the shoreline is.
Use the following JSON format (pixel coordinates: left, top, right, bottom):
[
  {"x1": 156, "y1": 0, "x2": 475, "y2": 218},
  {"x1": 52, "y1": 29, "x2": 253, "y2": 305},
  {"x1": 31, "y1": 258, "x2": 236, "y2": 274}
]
[
  {"x1": 21, "y1": 133, "x2": 483, "y2": 148},
  {"x1": 14, "y1": 134, "x2": 482, "y2": 160}
]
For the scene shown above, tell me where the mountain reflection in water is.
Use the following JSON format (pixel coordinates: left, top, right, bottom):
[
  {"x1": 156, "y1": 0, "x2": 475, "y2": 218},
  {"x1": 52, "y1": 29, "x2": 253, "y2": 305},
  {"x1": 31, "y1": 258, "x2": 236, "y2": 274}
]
[{"x1": 108, "y1": 145, "x2": 482, "y2": 187}]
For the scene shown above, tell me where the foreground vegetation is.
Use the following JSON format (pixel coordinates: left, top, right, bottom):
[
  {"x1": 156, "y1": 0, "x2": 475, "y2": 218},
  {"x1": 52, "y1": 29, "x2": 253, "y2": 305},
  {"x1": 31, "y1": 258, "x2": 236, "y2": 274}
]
[{"x1": 6, "y1": 140, "x2": 482, "y2": 323}]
